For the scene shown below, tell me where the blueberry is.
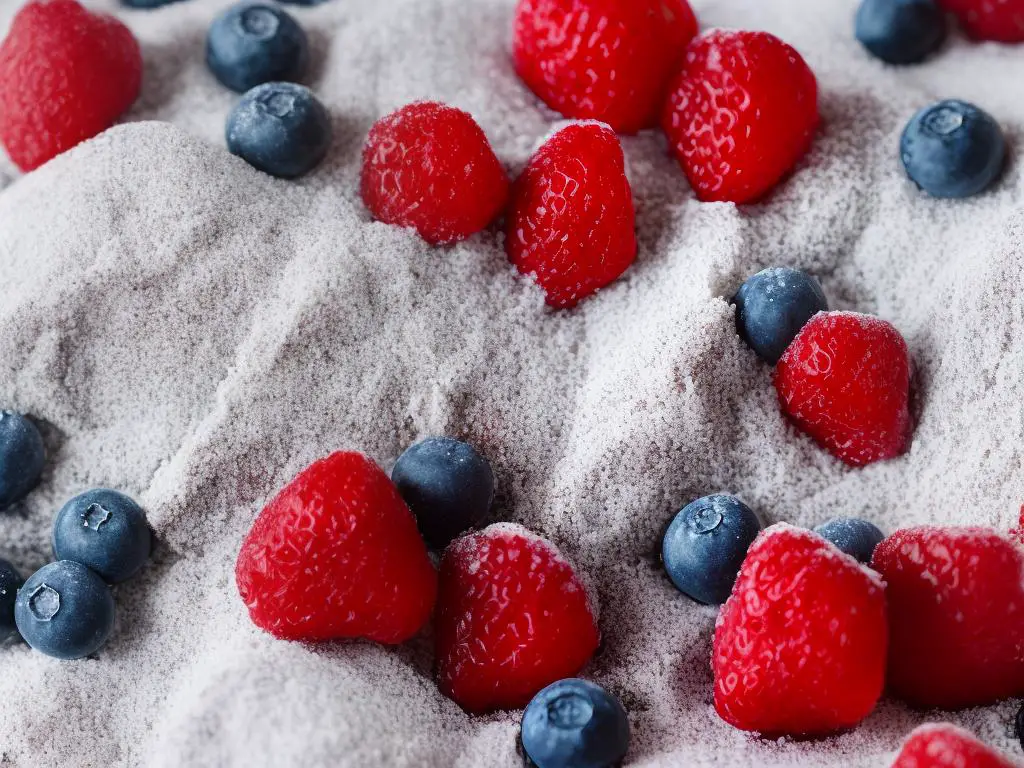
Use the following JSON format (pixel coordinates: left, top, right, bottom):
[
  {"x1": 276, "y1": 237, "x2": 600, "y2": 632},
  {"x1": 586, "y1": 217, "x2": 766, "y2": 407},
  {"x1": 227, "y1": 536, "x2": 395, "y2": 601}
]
[
  {"x1": 226, "y1": 82, "x2": 332, "y2": 178},
  {"x1": 0, "y1": 410, "x2": 45, "y2": 509},
  {"x1": 733, "y1": 267, "x2": 828, "y2": 365},
  {"x1": 855, "y1": 0, "x2": 945, "y2": 65},
  {"x1": 391, "y1": 437, "x2": 494, "y2": 550},
  {"x1": 53, "y1": 489, "x2": 151, "y2": 584},
  {"x1": 15, "y1": 561, "x2": 115, "y2": 660},
  {"x1": 815, "y1": 517, "x2": 885, "y2": 564},
  {"x1": 662, "y1": 494, "x2": 763, "y2": 605},
  {"x1": 207, "y1": 3, "x2": 309, "y2": 94},
  {"x1": 901, "y1": 100, "x2": 1006, "y2": 198},
  {"x1": 0, "y1": 559, "x2": 24, "y2": 641},
  {"x1": 521, "y1": 679, "x2": 629, "y2": 768}
]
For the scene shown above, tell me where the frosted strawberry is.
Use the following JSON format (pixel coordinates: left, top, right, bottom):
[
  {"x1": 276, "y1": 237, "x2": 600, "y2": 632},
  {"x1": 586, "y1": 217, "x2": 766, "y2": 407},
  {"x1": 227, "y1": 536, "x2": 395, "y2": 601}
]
[
  {"x1": 937, "y1": 0, "x2": 1024, "y2": 42},
  {"x1": 872, "y1": 526, "x2": 1024, "y2": 709},
  {"x1": 506, "y1": 122, "x2": 636, "y2": 309},
  {"x1": 435, "y1": 523, "x2": 600, "y2": 713},
  {"x1": 662, "y1": 30, "x2": 818, "y2": 203},
  {"x1": 713, "y1": 524, "x2": 888, "y2": 736},
  {"x1": 775, "y1": 312, "x2": 912, "y2": 467},
  {"x1": 892, "y1": 724, "x2": 1018, "y2": 768},
  {"x1": 235, "y1": 451, "x2": 437, "y2": 644}
]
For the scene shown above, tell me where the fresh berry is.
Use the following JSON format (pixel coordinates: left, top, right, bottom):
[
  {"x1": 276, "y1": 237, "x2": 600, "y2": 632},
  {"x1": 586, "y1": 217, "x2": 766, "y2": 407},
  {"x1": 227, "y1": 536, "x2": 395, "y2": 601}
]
[
  {"x1": 0, "y1": 410, "x2": 45, "y2": 509},
  {"x1": 733, "y1": 267, "x2": 828, "y2": 365},
  {"x1": 436, "y1": 524, "x2": 600, "y2": 713},
  {"x1": 937, "y1": 0, "x2": 1024, "y2": 42},
  {"x1": 814, "y1": 518, "x2": 885, "y2": 564},
  {"x1": 713, "y1": 524, "x2": 887, "y2": 736},
  {"x1": 53, "y1": 489, "x2": 151, "y2": 584},
  {"x1": 0, "y1": 0, "x2": 142, "y2": 172},
  {"x1": 15, "y1": 560, "x2": 115, "y2": 660},
  {"x1": 872, "y1": 526, "x2": 1024, "y2": 709},
  {"x1": 662, "y1": 30, "x2": 818, "y2": 204},
  {"x1": 227, "y1": 82, "x2": 332, "y2": 178},
  {"x1": 775, "y1": 312, "x2": 912, "y2": 467},
  {"x1": 855, "y1": 0, "x2": 946, "y2": 65},
  {"x1": 512, "y1": 0, "x2": 698, "y2": 134},
  {"x1": 361, "y1": 102, "x2": 509, "y2": 246},
  {"x1": 892, "y1": 724, "x2": 1018, "y2": 768},
  {"x1": 391, "y1": 437, "x2": 494, "y2": 550},
  {"x1": 0, "y1": 559, "x2": 23, "y2": 642},
  {"x1": 662, "y1": 494, "x2": 762, "y2": 605},
  {"x1": 521, "y1": 679, "x2": 630, "y2": 768},
  {"x1": 235, "y1": 451, "x2": 437, "y2": 644},
  {"x1": 207, "y1": 2, "x2": 309, "y2": 94},
  {"x1": 506, "y1": 123, "x2": 636, "y2": 309},
  {"x1": 901, "y1": 100, "x2": 1005, "y2": 199}
]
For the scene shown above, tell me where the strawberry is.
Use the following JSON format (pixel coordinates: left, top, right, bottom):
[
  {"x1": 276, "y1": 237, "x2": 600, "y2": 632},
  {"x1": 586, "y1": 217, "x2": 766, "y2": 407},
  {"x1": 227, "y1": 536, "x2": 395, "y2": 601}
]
[
  {"x1": 713, "y1": 524, "x2": 888, "y2": 736},
  {"x1": 435, "y1": 523, "x2": 600, "y2": 713},
  {"x1": 506, "y1": 122, "x2": 636, "y2": 309},
  {"x1": 937, "y1": 0, "x2": 1024, "y2": 42},
  {"x1": 774, "y1": 311, "x2": 912, "y2": 467},
  {"x1": 871, "y1": 526, "x2": 1024, "y2": 710},
  {"x1": 0, "y1": 0, "x2": 142, "y2": 172},
  {"x1": 513, "y1": 0, "x2": 698, "y2": 134},
  {"x1": 662, "y1": 30, "x2": 818, "y2": 204},
  {"x1": 235, "y1": 451, "x2": 437, "y2": 644},
  {"x1": 892, "y1": 724, "x2": 1018, "y2": 768}
]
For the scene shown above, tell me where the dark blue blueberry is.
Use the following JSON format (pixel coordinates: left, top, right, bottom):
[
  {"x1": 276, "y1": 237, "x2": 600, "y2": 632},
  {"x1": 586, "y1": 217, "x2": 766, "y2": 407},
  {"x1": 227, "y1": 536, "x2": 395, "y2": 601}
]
[
  {"x1": 15, "y1": 561, "x2": 115, "y2": 660},
  {"x1": 662, "y1": 494, "x2": 763, "y2": 605},
  {"x1": 0, "y1": 410, "x2": 45, "y2": 509},
  {"x1": 392, "y1": 437, "x2": 494, "y2": 550},
  {"x1": 815, "y1": 517, "x2": 885, "y2": 564},
  {"x1": 226, "y1": 82, "x2": 332, "y2": 178},
  {"x1": 53, "y1": 489, "x2": 151, "y2": 584},
  {"x1": 733, "y1": 267, "x2": 828, "y2": 365},
  {"x1": 901, "y1": 100, "x2": 1006, "y2": 198},
  {"x1": 855, "y1": 0, "x2": 945, "y2": 65},
  {"x1": 207, "y1": 3, "x2": 309, "y2": 94},
  {"x1": 521, "y1": 679, "x2": 629, "y2": 768},
  {"x1": 0, "y1": 559, "x2": 24, "y2": 642}
]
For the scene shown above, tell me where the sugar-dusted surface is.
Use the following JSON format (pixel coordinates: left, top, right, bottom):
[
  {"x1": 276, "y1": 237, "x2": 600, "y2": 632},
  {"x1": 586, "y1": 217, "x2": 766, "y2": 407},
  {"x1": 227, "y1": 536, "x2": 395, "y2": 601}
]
[{"x1": 0, "y1": 0, "x2": 1023, "y2": 765}]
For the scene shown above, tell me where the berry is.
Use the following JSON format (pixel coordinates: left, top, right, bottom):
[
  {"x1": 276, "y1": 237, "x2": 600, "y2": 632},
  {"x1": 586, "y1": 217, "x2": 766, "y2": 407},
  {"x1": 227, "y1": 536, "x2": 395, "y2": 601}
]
[
  {"x1": 813, "y1": 518, "x2": 885, "y2": 564},
  {"x1": 901, "y1": 100, "x2": 1005, "y2": 199},
  {"x1": 0, "y1": 559, "x2": 23, "y2": 642},
  {"x1": 0, "y1": 0, "x2": 142, "y2": 172},
  {"x1": 512, "y1": 0, "x2": 698, "y2": 135},
  {"x1": 206, "y1": 2, "x2": 309, "y2": 94},
  {"x1": 662, "y1": 31, "x2": 818, "y2": 204},
  {"x1": 662, "y1": 494, "x2": 762, "y2": 605},
  {"x1": 15, "y1": 560, "x2": 115, "y2": 660},
  {"x1": 521, "y1": 679, "x2": 630, "y2": 768},
  {"x1": 391, "y1": 437, "x2": 495, "y2": 550},
  {"x1": 871, "y1": 526, "x2": 1024, "y2": 709},
  {"x1": 0, "y1": 410, "x2": 45, "y2": 509},
  {"x1": 360, "y1": 102, "x2": 509, "y2": 246},
  {"x1": 855, "y1": 0, "x2": 946, "y2": 65},
  {"x1": 937, "y1": 0, "x2": 1024, "y2": 42},
  {"x1": 733, "y1": 267, "x2": 828, "y2": 365},
  {"x1": 235, "y1": 451, "x2": 437, "y2": 644},
  {"x1": 52, "y1": 489, "x2": 151, "y2": 584},
  {"x1": 775, "y1": 312, "x2": 912, "y2": 467},
  {"x1": 713, "y1": 524, "x2": 887, "y2": 736},
  {"x1": 436, "y1": 524, "x2": 600, "y2": 713},
  {"x1": 226, "y1": 82, "x2": 332, "y2": 179},
  {"x1": 506, "y1": 122, "x2": 636, "y2": 309},
  {"x1": 892, "y1": 724, "x2": 1017, "y2": 768}
]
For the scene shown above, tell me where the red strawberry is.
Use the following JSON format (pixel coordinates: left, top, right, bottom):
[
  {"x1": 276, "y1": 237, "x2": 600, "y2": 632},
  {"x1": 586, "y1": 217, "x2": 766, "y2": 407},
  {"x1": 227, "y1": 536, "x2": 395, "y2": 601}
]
[
  {"x1": 506, "y1": 122, "x2": 636, "y2": 309},
  {"x1": 235, "y1": 451, "x2": 437, "y2": 644},
  {"x1": 937, "y1": 0, "x2": 1024, "y2": 42},
  {"x1": 871, "y1": 526, "x2": 1024, "y2": 710},
  {"x1": 713, "y1": 524, "x2": 888, "y2": 736},
  {"x1": 360, "y1": 102, "x2": 510, "y2": 246},
  {"x1": 435, "y1": 523, "x2": 600, "y2": 713},
  {"x1": 0, "y1": 0, "x2": 142, "y2": 172},
  {"x1": 662, "y1": 30, "x2": 818, "y2": 204},
  {"x1": 892, "y1": 724, "x2": 1018, "y2": 768},
  {"x1": 513, "y1": 0, "x2": 699, "y2": 134},
  {"x1": 775, "y1": 311, "x2": 912, "y2": 467}
]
